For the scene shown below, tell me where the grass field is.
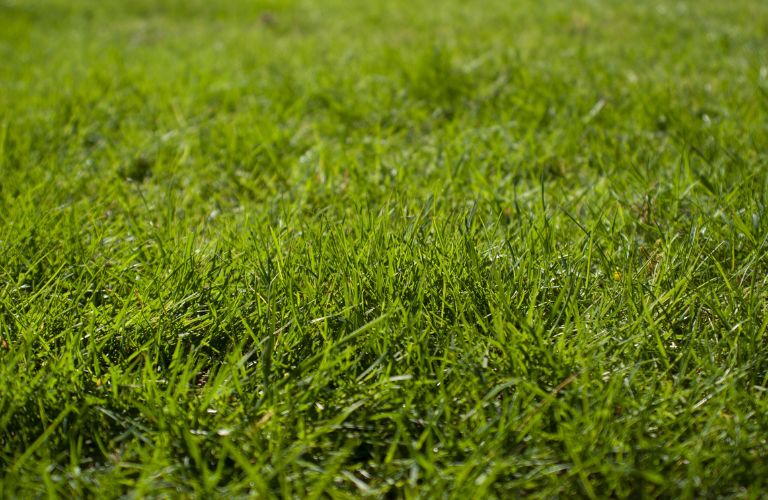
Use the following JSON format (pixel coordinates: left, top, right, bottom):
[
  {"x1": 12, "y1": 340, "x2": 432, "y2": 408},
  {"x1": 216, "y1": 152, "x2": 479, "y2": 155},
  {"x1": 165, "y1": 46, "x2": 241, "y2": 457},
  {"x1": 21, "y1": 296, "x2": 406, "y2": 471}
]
[{"x1": 1, "y1": 0, "x2": 768, "y2": 497}]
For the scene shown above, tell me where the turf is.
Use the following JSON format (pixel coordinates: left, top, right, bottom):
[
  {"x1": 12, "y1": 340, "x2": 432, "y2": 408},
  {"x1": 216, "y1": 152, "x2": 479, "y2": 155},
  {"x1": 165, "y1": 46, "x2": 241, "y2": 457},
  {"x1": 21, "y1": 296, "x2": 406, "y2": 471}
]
[{"x1": 1, "y1": 0, "x2": 768, "y2": 497}]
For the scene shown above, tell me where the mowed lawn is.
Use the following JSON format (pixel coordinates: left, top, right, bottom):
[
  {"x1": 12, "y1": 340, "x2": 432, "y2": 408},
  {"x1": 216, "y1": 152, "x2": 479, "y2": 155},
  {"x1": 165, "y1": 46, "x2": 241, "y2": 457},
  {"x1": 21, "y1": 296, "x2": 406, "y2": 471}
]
[{"x1": 1, "y1": 0, "x2": 767, "y2": 497}]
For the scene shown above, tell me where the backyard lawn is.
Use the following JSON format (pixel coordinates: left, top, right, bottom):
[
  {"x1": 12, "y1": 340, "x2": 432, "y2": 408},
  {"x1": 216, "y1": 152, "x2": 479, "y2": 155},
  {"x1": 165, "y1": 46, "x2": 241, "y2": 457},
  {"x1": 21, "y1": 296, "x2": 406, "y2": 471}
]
[{"x1": 1, "y1": 0, "x2": 767, "y2": 496}]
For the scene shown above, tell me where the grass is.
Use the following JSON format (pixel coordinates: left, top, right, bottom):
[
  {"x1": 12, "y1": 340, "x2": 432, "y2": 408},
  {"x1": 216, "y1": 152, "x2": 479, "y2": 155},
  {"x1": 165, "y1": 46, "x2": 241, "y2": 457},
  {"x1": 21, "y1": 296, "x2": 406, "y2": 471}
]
[{"x1": 1, "y1": 0, "x2": 768, "y2": 496}]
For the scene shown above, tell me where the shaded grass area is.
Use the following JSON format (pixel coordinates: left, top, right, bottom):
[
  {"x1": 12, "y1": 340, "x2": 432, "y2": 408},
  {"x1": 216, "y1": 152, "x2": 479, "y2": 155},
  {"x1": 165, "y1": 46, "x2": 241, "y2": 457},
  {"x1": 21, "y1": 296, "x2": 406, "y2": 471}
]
[{"x1": 1, "y1": 0, "x2": 768, "y2": 496}]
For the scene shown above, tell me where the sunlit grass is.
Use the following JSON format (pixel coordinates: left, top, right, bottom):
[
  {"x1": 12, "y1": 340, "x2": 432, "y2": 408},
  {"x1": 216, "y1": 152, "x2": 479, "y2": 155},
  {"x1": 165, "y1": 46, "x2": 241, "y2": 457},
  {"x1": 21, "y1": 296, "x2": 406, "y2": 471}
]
[{"x1": 1, "y1": 0, "x2": 767, "y2": 496}]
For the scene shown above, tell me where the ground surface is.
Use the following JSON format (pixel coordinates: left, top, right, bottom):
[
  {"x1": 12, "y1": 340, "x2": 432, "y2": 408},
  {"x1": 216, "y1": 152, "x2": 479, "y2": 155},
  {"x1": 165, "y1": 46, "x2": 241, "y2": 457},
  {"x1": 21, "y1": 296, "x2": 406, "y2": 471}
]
[{"x1": 1, "y1": 0, "x2": 768, "y2": 497}]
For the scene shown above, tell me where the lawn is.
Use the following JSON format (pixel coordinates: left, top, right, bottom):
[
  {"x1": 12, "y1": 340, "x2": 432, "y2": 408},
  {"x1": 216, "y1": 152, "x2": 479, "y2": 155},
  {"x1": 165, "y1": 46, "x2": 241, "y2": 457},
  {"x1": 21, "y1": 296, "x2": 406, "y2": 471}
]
[{"x1": 1, "y1": 0, "x2": 767, "y2": 497}]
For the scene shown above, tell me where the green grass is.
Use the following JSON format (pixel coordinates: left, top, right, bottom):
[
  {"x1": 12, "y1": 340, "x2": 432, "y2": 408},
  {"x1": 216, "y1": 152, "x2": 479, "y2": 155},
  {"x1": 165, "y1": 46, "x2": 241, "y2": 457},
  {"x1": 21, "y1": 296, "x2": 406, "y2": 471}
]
[{"x1": 1, "y1": 0, "x2": 768, "y2": 497}]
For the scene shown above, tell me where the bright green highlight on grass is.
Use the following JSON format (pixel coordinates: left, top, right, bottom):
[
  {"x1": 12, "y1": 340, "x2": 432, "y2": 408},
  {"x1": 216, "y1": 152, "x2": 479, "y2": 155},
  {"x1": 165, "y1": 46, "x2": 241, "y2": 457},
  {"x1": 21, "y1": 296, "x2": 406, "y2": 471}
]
[{"x1": 1, "y1": 0, "x2": 768, "y2": 497}]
